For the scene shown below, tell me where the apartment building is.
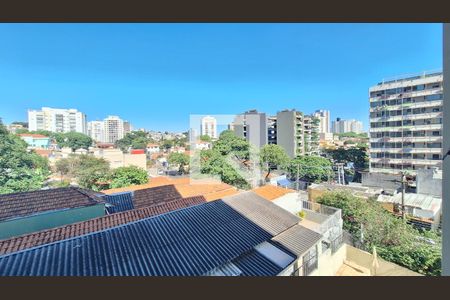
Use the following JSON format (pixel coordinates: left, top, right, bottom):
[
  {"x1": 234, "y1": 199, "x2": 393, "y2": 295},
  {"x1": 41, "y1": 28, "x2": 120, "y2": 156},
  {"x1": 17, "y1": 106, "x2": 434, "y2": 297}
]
[
  {"x1": 123, "y1": 121, "x2": 132, "y2": 135},
  {"x1": 28, "y1": 107, "x2": 87, "y2": 134},
  {"x1": 104, "y1": 115, "x2": 124, "y2": 144},
  {"x1": 332, "y1": 118, "x2": 363, "y2": 134},
  {"x1": 276, "y1": 110, "x2": 320, "y2": 158},
  {"x1": 369, "y1": 71, "x2": 443, "y2": 174},
  {"x1": 267, "y1": 116, "x2": 277, "y2": 145},
  {"x1": 87, "y1": 121, "x2": 105, "y2": 142},
  {"x1": 200, "y1": 116, "x2": 217, "y2": 139},
  {"x1": 232, "y1": 110, "x2": 267, "y2": 148},
  {"x1": 313, "y1": 110, "x2": 331, "y2": 133}
]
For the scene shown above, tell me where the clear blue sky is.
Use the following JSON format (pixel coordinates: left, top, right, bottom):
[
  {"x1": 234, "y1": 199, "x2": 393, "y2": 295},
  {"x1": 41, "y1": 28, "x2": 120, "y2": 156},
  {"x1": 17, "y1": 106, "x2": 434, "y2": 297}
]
[{"x1": 0, "y1": 23, "x2": 442, "y2": 132}]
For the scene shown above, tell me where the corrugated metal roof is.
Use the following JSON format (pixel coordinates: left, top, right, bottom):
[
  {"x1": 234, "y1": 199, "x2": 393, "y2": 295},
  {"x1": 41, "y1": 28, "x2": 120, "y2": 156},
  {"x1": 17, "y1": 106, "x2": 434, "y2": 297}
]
[
  {"x1": 377, "y1": 193, "x2": 442, "y2": 213},
  {"x1": 0, "y1": 196, "x2": 206, "y2": 256},
  {"x1": 222, "y1": 191, "x2": 300, "y2": 236},
  {"x1": 0, "y1": 200, "x2": 276, "y2": 276},
  {"x1": 232, "y1": 250, "x2": 284, "y2": 276},
  {"x1": 103, "y1": 192, "x2": 134, "y2": 214},
  {"x1": 271, "y1": 225, "x2": 322, "y2": 257}
]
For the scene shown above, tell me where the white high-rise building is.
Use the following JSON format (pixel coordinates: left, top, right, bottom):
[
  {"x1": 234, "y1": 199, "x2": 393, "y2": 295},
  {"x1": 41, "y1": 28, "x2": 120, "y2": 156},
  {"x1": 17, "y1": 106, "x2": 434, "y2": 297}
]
[
  {"x1": 88, "y1": 121, "x2": 105, "y2": 143},
  {"x1": 104, "y1": 115, "x2": 124, "y2": 144},
  {"x1": 28, "y1": 107, "x2": 87, "y2": 134},
  {"x1": 331, "y1": 118, "x2": 363, "y2": 134},
  {"x1": 201, "y1": 116, "x2": 217, "y2": 139},
  {"x1": 313, "y1": 110, "x2": 330, "y2": 133}
]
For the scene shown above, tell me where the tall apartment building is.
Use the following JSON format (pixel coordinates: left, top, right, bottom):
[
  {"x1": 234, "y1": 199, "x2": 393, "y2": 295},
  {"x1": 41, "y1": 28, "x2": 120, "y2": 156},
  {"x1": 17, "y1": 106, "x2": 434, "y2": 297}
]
[
  {"x1": 123, "y1": 121, "x2": 132, "y2": 136},
  {"x1": 231, "y1": 110, "x2": 267, "y2": 148},
  {"x1": 28, "y1": 107, "x2": 87, "y2": 134},
  {"x1": 313, "y1": 110, "x2": 331, "y2": 133},
  {"x1": 267, "y1": 116, "x2": 277, "y2": 145},
  {"x1": 200, "y1": 116, "x2": 217, "y2": 139},
  {"x1": 104, "y1": 115, "x2": 124, "y2": 144},
  {"x1": 331, "y1": 118, "x2": 363, "y2": 134},
  {"x1": 87, "y1": 121, "x2": 105, "y2": 143},
  {"x1": 275, "y1": 109, "x2": 320, "y2": 158},
  {"x1": 369, "y1": 71, "x2": 443, "y2": 174}
]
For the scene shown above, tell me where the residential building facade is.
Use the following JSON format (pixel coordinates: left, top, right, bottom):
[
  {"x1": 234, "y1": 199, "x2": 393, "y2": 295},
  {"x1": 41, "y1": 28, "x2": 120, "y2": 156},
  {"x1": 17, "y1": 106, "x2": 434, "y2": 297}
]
[
  {"x1": 369, "y1": 71, "x2": 443, "y2": 174},
  {"x1": 28, "y1": 107, "x2": 87, "y2": 134},
  {"x1": 332, "y1": 118, "x2": 363, "y2": 134},
  {"x1": 87, "y1": 121, "x2": 105, "y2": 143},
  {"x1": 313, "y1": 110, "x2": 331, "y2": 134},
  {"x1": 232, "y1": 110, "x2": 267, "y2": 149},
  {"x1": 103, "y1": 115, "x2": 124, "y2": 144},
  {"x1": 200, "y1": 116, "x2": 217, "y2": 139}
]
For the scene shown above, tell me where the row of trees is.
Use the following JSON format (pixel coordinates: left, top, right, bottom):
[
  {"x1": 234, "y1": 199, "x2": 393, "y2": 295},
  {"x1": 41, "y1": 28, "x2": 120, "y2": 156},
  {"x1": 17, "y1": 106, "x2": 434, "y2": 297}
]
[
  {"x1": 55, "y1": 155, "x2": 148, "y2": 191},
  {"x1": 0, "y1": 122, "x2": 50, "y2": 194},
  {"x1": 317, "y1": 191, "x2": 441, "y2": 276},
  {"x1": 197, "y1": 130, "x2": 335, "y2": 189},
  {"x1": 16, "y1": 128, "x2": 93, "y2": 151},
  {"x1": 116, "y1": 131, "x2": 189, "y2": 153}
]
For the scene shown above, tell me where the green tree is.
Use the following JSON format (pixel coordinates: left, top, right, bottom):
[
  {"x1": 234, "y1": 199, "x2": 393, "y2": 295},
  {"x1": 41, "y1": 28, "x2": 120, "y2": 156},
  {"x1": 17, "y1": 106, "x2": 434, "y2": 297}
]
[
  {"x1": 287, "y1": 155, "x2": 333, "y2": 183},
  {"x1": 213, "y1": 130, "x2": 250, "y2": 162},
  {"x1": 161, "y1": 139, "x2": 174, "y2": 151},
  {"x1": 115, "y1": 131, "x2": 151, "y2": 152},
  {"x1": 55, "y1": 132, "x2": 93, "y2": 151},
  {"x1": 109, "y1": 166, "x2": 148, "y2": 188},
  {"x1": 0, "y1": 122, "x2": 50, "y2": 194},
  {"x1": 259, "y1": 144, "x2": 289, "y2": 180},
  {"x1": 325, "y1": 146, "x2": 369, "y2": 182},
  {"x1": 168, "y1": 152, "x2": 190, "y2": 174},
  {"x1": 199, "y1": 134, "x2": 212, "y2": 142},
  {"x1": 200, "y1": 149, "x2": 250, "y2": 189},
  {"x1": 15, "y1": 128, "x2": 30, "y2": 134},
  {"x1": 317, "y1": 191, "x2": 441, "y2": 276}
]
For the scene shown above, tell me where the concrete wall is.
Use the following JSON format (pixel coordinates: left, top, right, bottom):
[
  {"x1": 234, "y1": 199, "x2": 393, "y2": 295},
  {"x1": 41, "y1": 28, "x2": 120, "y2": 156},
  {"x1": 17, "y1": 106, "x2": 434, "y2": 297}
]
[
  {"x1": 123, "y1": 153, "x2": 147, "y2": 170},
  {"x1": 272, "y1": 193, "x2": 301, "y2": 214},
  {"x1": 361, "y1": 172, "x2": 401, "y2": 191},
  {"x1": 309, "y1": 244, "x2": 347, "y2": 276},
  {"x1": 276, "y1": 111, "x2": 297, "y2": 158},
  {"x1": 345, "y1": 245, "x2": 421, "y2": 276},
  {"x1": 416, "y1": 169, "x2": 442, "y2": 197},
  {"x1": 0, "y1": 204, "x2": 105, "y2": 240},
  {"x1": 245, "y1": 113, "x2": 267, "y2": 149}
]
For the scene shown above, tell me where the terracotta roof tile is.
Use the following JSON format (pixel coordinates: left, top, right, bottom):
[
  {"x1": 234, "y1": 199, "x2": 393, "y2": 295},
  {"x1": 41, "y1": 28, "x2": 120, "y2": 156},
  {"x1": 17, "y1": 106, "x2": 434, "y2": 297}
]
[
  {"x1": 252, "y1": 185, "x2": 296, "y2": 201},
  {"x1": 0, "y1": 195, "x2": 206, "y2": 255}
]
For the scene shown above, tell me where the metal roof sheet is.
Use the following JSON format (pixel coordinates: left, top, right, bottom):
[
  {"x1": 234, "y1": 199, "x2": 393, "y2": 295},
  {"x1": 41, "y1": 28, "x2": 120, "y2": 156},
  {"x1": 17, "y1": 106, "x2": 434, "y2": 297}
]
[
  {"x1": 232, "y1": 249, "x2": 284, "y2": 276},
  {"x1": 271, "y1": 225, "x2": 322, "y2": 257},
  {"x1": 0, "y1": 199, "x2": 276, "y2": 276},
  {"x1": 103, "y1": 192, "x2": 134, "y2": 214}
]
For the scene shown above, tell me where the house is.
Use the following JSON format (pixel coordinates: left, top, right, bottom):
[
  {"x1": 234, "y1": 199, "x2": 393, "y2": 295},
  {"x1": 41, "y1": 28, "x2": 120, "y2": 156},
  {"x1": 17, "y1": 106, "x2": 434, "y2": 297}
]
[
  {"x1": 194, "y1": 141, "x2": 211, "y2": 150},
  {"x1": 146, "y1": 143, "x2": 160, "y2": 154},
  {"x1": 92, "y1": 148, "x2": 147, "y2": 170},
  {"x1": 308, "y1": 182, "x2": 382, "y2": 202},
  {"x1": 0, "y1": 192, "x2": 326, "y2": 276},
  {"x1": 18, "y1": 133, "x2": 51, "y2": 149},
  {"x1": 377, "y1": 192, "x2": 442, "y2": 230},
  {"x1": 0, "y1": 187, "x2": 105, "y2": 240}
]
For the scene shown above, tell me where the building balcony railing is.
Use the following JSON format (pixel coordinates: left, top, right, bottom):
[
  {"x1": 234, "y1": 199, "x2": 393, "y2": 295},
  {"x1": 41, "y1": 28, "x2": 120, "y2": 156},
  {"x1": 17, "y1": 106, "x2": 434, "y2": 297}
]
[
  {"x1": 369, "y1": 87, "x2": 443, "y2": 102},
  {"x1": 370, "y1": 124, "x2": 442, "y2": 132},
  {"x1": 369, "y1": 136, "x2": 442, "y2": 143},
  {"x1": 370, "y1": 147, "x2": 442, "y2": 154},
  {"x1": 369, "y1": 111, "x2": 443, "y2": 122}
]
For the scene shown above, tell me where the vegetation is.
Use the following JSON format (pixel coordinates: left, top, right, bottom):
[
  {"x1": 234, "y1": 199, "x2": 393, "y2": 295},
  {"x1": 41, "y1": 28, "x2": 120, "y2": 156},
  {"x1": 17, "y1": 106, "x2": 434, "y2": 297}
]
[
  {"x1": 109, "y1": 166, "x2": 149, "y2": 188},
  {"x1": 287, "y1": 155, "x2": 333, "y2": 183},
  {"x1": 116, "y1": 131, "x2": 152, "y2": 152},
  {"x1": 0, "y1": 122, "x2": 50, "y2": 194},
  {"x1": 55, "y1": 154, "x2": 149, "y2": 191},
  {"x1": 317, "y1": 191, "x2": 441, "y2": 276},
  {"x1": 161, "y1": 139, "x2": 174, "y2": 151},
  {"x1": 335, "y1": 132, "x2": 368, "y2": 139},
  {"x1": 259, "y1": 144, "x2": 289, "y2": 180},
  {"x1": 199, "y1": 134, "x2": 212, "y2": 142},
  {"x1": 325, "y1": 146, "x2": 369, "y2": 182},
  {"x1": 168, "y1": 152, "x2": 190, "y2": 174}
]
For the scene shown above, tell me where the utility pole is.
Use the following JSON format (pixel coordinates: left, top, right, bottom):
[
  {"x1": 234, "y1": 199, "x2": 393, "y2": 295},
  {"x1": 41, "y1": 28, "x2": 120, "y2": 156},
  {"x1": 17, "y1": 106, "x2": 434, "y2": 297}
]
[{"x1": 401, "y1": 171, "x2": 407, "y2": 221}]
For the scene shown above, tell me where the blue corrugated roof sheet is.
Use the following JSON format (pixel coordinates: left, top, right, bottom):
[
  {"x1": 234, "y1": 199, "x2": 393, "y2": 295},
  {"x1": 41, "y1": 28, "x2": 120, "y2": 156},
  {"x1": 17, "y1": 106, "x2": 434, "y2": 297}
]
[
  {"x1": 0, "y1": 200, "x2": 275, "y2": 276},
  {"x1": 232, "y1": 250, "x2": 284, "y2": 276},
  {"x1": 103, "y1": 192, "x2": 134, "y2": 214}
]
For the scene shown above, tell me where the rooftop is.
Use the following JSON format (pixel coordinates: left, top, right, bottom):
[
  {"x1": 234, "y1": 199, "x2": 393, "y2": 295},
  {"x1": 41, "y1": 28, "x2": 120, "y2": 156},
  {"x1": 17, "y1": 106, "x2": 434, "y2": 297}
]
[
  {"x1": 0, "y1": 192, "x2": 321, "y2": 276},
  {"x1": 103, "y1": 176, "x2": 239, "y2": 201},
  {"x1": 0, "y1": 187, "x2": 104, "y2": 222},
  {"x1": 252, "y1": 185, "x2": 296, "y2": 201},
  {"x1": 18, "y1": 133, "x2": 49, "y2": 138},
  {"x1": 377, "y1": 193, "x2": 441, "y2": 213},
  {"x1": 0, "y1": 195, "x2": 206, "y2": 255}
]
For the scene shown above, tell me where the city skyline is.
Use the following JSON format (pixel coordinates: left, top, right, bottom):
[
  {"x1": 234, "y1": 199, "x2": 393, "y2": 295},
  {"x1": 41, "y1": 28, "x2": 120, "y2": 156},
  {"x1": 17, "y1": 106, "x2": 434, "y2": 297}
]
[{"x1": 0, "y1": 23, "x2": 442, "y2": 131}]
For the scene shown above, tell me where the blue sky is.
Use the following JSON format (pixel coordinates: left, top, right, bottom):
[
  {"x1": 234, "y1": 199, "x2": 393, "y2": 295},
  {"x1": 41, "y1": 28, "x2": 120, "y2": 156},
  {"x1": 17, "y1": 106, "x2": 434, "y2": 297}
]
[{"x1": 0, "y1": 23, "x2": 442, "y2": 132}]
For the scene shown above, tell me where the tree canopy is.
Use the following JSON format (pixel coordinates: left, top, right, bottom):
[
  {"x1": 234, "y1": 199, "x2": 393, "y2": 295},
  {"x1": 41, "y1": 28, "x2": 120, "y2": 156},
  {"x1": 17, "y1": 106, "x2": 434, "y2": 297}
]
[
  {"x1": 168, "y1": 152, "x2": 190, "y2": 174},
  {"x1": 199, "y1": 134, "x2": 212, "y2": 142},
  {"x1": 116, "y1": 131, "x2": 152, "y2": 152},
  {"x1": 259, "y1": 144, "x2": 290, "y2": 180},
  {"x1": 0, "y1": 122, "x2": 50, "y2": 194},
  {"x1": 109, "y1": 166, "x2": 148, "y2": 189},
  {"x1": 317, "y1": 191, "x2": 441, "y2": 276},
  {"x1": 287, "y1": 155, "x2": 333, "y2": 183},
  {"x1": 59, "y1": 132, "x2": 93, "y2": 151}
]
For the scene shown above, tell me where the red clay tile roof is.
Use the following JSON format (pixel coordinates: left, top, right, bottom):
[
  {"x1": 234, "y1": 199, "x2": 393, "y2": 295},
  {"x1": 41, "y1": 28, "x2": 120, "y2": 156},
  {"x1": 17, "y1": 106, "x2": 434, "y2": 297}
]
[
  {"x1": 102, "y1": 176, "x2": 239, "y2": 201},
  {"x1": 0, "y1": 195, "x2": 206, "y2": 255},
  {"x1": 0, "y1": 187, "x2": 104, "y2": 222},
  {"x1": 252, "y1": 185, "x2": 296, "y2": 201}
]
